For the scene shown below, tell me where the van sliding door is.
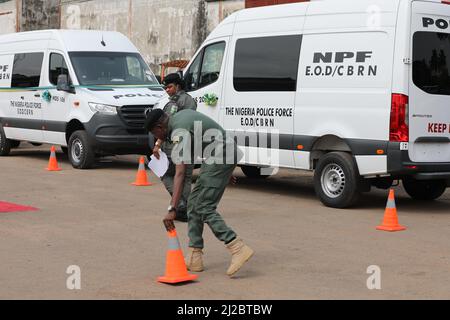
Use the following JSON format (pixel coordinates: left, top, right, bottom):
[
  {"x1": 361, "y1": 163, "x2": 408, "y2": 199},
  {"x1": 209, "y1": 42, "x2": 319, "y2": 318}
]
[
  {"x1": 2, "y1": 52, "x2": 44, "y2": 143},
  {"x1": 222, "y1": 35, "x2": 302, "y2": 168}
]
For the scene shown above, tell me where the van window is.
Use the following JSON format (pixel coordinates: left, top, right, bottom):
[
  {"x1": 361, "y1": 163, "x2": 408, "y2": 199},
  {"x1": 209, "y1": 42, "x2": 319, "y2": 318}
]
[
  {"x1": 184, "y1": 53, "x2": 202, "y2": 91},
  {"x1": 199, "y1": 42, "x2": 225, "y2": 88},
  {"x1": 49, "y1": 53, "x2": 70, "y2": 86},
  {"x1": 69, "y1": 52, "x2": 158, "y2": 86},
  {"x1": 413, "y1": 32, "x2": 450, "y2": 96},
  {"x1": 11, "y1": 52, "x2": 44, "y2": 88},
  {"x1": 233, "y1": 35, "x2": 302, "y2": 92},
  {"x1": 185, "y1": 41, "x2": 226, "y2": 92}
]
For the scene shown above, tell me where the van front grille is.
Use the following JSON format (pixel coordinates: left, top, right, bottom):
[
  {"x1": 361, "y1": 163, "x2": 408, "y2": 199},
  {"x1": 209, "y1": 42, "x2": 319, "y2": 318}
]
[{"x1": 119, "y1": 105, "x2": 153, "y2": 128}]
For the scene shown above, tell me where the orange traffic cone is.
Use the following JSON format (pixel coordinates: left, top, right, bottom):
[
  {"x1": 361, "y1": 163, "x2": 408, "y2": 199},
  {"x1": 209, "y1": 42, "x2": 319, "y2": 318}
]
[
  {"x1": 377, "y1": 189, "x2": 406, "y2": 232},
  {"x1": 46, "y1": 146, "x2": 61, "y2": 171},
  {"x1": 132, "y1": 156, "x2": 152, "y2": 186},
  {"x1": 158, "y1": 229, "x2": 198, "y2": 284}
]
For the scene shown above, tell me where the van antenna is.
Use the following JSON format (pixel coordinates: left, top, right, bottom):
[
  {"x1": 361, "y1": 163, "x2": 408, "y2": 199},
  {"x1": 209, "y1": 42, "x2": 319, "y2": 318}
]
[{"x1": 101, "y1": 35, "x2": 106, "y2": 47}]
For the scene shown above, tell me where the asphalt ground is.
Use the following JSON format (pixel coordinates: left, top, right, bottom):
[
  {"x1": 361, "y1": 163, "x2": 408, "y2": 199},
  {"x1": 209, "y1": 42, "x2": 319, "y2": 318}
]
[{"x1": 0, "y1": 143, "x2": 449, "y2": 299}]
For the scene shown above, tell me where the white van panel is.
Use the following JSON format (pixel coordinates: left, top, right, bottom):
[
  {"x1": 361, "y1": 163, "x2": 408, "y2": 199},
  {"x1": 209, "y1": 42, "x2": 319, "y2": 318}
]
[
  {"x1": 4, "y1": 127, "x2": 42, "y2": 143},
  {"x1": 233, "y1": 17, "x2": 303, "y2": 36},
  {"x1": 296, "y1": 30, "x2": 395, "y2": 142},
  {"x1": 293, "y1": 150, "x2": 311, "y2": 170},
  {"x1": 43, "y1": 131, "x2": 66, "y2": 146},
  {"x1": 355, "y1": 155, "x2": 387, "y2": 175}
]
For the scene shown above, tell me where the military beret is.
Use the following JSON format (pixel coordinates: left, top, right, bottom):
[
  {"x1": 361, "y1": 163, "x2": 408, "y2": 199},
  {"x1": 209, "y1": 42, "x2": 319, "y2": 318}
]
[
  {"x1": 162, "y1": 73, "x2": 184, "y2": 87},
  {"x1": 144, "y1": 108, "x2": 166, "y2": 131}
]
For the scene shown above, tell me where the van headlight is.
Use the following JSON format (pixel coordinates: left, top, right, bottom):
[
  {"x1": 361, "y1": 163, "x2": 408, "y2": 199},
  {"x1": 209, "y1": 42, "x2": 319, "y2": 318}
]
[{"x1": 88, "y1": 103, "x2": 118, "y2": 115}]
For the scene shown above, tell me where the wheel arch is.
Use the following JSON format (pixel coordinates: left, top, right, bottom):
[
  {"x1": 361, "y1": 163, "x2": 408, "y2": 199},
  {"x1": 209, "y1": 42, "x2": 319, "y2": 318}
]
[
  {"x1": 66, "y1": 119, "x2": 85, "y2": 144},
  {"x1": 310, "y1": 135, "x2": 352, "y2": 169}
]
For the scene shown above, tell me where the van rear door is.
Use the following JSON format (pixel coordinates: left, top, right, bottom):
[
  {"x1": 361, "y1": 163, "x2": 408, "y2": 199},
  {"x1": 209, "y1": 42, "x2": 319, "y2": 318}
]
[{"x1": 409, "y1": 1, "x2": 450, "y2": 163}]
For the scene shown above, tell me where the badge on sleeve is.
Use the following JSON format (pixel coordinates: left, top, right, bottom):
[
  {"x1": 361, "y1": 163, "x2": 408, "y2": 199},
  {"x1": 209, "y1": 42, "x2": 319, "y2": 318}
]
[{"x1": 172, "y1": 136, "x2": 180, "y2": 144}]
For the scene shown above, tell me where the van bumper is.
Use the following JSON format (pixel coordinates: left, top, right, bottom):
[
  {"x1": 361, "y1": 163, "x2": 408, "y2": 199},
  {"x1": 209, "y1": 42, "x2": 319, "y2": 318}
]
[
  {"x1": 387, "y1": 142, "x2": 450, "y2": 183},
  {"x1": 84, "y1": 113, "x2": 151, "y2": 155}
]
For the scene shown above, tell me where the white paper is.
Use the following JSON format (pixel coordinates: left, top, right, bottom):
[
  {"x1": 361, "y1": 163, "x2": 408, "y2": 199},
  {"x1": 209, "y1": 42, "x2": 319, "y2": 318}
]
[{"x1": 148, "y1": 151, "x2": 169, "y2": 178}]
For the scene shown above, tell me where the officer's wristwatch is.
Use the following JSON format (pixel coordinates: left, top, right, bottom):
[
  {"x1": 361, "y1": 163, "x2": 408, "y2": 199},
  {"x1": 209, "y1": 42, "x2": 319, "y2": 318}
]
[{"x1": 168, "y1": 205, "x2": 177, "y2": 213}]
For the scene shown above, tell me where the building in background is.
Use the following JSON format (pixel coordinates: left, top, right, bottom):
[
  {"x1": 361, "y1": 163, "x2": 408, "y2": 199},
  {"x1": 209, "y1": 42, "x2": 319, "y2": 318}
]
[{"x1": 0, "y1": 0, "x2": 307, "y2": 73}]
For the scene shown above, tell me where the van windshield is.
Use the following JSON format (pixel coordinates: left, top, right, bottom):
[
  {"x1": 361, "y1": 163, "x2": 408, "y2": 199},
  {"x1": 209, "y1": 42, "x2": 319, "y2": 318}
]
[
  {"x1": 69, "y1": 52, "x2": 158, "y2": 86},
  {"x1": 413, "y1": 32, "x2": 450, "y2": 95}
]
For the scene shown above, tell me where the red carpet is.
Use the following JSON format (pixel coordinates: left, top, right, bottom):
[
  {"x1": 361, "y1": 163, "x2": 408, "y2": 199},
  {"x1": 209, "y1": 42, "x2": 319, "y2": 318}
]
[{"x1": 0, "y1": 201, "x2": 38, "y2": 213}]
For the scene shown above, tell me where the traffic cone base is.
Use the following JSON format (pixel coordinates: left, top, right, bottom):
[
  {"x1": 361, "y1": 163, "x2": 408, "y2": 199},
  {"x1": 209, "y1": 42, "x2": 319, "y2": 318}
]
[
  {"x1": 157, "y1": 230, "x2": 198, "y2": 285},
  {"x1": 132, "y1": 156, "x2": 152, "y2": 186},
  {"x1": 376, "y1": 225, "x2": 407, "y2": 232},
  {"x1": 158, "y1": 274, "x2": 198, "y2": 284},
  {"x1": 377, "y1": 189, "x2": 406, "y2": 232},
  {"x1": 47, "y1": 146, "x2": 61, "y2": 171}
]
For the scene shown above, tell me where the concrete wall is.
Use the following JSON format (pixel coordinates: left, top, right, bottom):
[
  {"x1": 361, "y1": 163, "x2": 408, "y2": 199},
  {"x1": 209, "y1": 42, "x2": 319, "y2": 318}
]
[
  {"x1": 21, "y1": 0, "x2": 60, "y2": 31},
  {"x1": 0, "y1": 0, "x2": 17, "y2": 35},
  {"x1": 60, "y1": 0, "x2": 245, "y2": 73}
]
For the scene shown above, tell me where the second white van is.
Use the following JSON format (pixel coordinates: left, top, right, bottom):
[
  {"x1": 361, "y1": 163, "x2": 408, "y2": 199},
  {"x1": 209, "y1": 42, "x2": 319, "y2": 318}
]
[
  {"x1": 0, "y1": 30, "x2": 165, "y2": 168},
  {"x1": 157, "y1": 0, "x2": 450, "y2": 208}
]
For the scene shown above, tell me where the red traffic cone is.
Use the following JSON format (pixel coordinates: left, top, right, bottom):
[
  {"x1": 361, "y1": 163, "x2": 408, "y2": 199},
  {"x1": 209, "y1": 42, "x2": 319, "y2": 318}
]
[
  {"x1": 158, "y1": 229, "x2": 198, "y2": 284},
  {"x1": 377, "y1": 189, "x2": 406, "y2": 232},
  {"x1": 46, "y1": 146, "x2": 61, "y2": 171}
]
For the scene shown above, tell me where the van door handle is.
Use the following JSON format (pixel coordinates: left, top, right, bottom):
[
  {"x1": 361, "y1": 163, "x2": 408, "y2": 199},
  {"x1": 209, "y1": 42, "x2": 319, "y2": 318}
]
[{"x1": 34, "y1": 93, "x2": 41, "y2": 98}]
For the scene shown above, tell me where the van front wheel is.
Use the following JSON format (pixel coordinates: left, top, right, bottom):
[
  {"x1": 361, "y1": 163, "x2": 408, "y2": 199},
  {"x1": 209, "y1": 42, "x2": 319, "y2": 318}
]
[
  {"x1": 0, "y1": 125, "x2": 11, "y2": 156},
  {"x1": 68, "y1": 131, "x2": 95, "y2": 169},
  {"x1": 314, "y1": 152, "x2": 360, "y2": 208},
  {"x1": 403, "y1": 178, "x2": 446, "y2": 201}
]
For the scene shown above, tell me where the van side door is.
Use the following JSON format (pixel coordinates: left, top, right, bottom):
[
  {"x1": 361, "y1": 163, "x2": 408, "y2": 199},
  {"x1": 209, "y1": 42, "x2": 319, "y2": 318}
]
[
  {"x1": 222, "y1": 35, "x2": 301, "y2": 168},
  {"x1": 184, "y1": 39, "x2": 228, "y2": 122},
  {"x1": 42, "y1": 51, "x2": 73, "y2": 145},
  {"x1": 1, "y1": 52, "x2": 44, "y2": 143}
]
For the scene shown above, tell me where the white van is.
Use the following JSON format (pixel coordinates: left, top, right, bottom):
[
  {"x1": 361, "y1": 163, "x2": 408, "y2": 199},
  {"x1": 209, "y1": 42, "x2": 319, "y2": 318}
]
[
  {"x1": 0, "y1": 30, "x2": 164, "y2": 169},
  {"x1": 159, "y1": 0, "x2": 450, "y2": 208}
]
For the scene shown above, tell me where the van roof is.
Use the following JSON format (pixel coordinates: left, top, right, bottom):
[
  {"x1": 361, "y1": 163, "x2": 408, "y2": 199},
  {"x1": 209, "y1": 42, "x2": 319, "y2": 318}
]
[
  {"x1": 0, "y1": 29, "x2": 138, "y2": 53},
  {"x1": 205, "y1": 0, "x2": 443, "y2": 41},
  {"x1": 220, "y1": 0, "x2": 442, "y2": 24}
]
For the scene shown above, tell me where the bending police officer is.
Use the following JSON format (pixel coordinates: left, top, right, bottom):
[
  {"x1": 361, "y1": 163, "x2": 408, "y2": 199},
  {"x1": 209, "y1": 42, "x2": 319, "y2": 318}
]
[
  {"x1": 145, "y1": 108, "x2": 254, "y2": 277},
  {"x1": 153, "y1": 73, "x2": 197, "y2": 222}
]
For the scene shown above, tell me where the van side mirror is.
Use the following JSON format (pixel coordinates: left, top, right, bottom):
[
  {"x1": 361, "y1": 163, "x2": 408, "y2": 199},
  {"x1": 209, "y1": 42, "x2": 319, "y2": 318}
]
[{"x1": 57, "y1": 74, "x2": 75, "y2": 94}]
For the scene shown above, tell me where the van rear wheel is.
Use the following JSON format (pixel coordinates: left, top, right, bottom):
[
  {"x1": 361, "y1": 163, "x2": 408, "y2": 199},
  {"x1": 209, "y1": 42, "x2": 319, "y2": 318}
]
[
  {"x1": 0, "y1": 125, "x2": 11, "y2": 156},
  {"x1": 403, "y1": 178, "x2": 446, "y2": 201},
  {"x1": 68, "y1": 130, "x2": 95, "y2": 169},
  {"x1": 314, "y1": 152, "x2": 360, "y2": 208}
]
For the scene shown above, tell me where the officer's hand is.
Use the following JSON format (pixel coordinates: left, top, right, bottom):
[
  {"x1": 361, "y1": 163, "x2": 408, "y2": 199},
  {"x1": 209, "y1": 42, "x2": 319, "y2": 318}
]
[
  {"x1": 229, "y1": 176, "x2": 238, "y2": 185},
  {"x1": 153, "y1": 146, "x2": 161, "y2": 160},
  {"x1": 163, "y1": 211, "x2": 176, "y2": 232}
]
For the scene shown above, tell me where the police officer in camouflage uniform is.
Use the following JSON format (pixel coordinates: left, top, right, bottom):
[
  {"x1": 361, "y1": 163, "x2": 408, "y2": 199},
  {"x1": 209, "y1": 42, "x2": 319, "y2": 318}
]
[
  {"x1": 153, "y1": 73, "x2": 197, "y2": 222},
  {"x1": 145, "y1": 108, "x2": 254, "y2": 277}
]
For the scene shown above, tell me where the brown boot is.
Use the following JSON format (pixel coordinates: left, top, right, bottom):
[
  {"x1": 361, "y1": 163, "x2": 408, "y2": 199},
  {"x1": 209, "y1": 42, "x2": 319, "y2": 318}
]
[
  {"x1": 186, "y1": 247, "x2": 204, "y2": 272},
  {"x1": 226, "y1": 238, "x2": 254, "y2": 277}
]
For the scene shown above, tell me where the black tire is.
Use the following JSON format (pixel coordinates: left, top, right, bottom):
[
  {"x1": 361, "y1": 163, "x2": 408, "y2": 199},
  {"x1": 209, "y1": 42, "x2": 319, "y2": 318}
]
[
  {"x1": 10, "y1": 140, "x2": 21, "y2": 148},
  {"x1": 403, "y1": 178, "x2": 447, "y2": 201},
  {"x1": 0, "y1": 125, "x2": 11, "y2": 156},
  {"x1": 241, "y1": 165, "x2": 270, "y2": 179},
  {"x1": 314, "y1": 152, "x2": 360, "y2": 208},
  {"x1": 68, "y1": 130, "x2": 95, "y2": 169}
]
